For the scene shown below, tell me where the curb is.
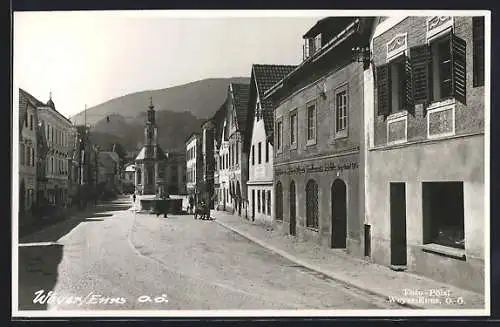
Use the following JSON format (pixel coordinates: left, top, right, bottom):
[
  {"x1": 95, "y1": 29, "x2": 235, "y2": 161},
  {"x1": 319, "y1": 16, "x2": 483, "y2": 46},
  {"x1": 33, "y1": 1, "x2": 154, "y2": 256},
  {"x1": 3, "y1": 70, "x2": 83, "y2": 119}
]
[{"x1": 215, "y1": 219, "x2": 422, "y2": 309}]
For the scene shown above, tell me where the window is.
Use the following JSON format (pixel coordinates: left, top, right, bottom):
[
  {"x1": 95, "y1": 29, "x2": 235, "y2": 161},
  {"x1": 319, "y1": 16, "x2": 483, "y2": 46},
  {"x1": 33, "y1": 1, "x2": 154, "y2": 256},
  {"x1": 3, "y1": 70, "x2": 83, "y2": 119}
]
[
  {"x1": 258, "y1": 142, "x2": 262, "y2": 164},
  {"x1": 31, "y1": 148, "x2": 35, "y2": 167},
  {"x1": 267, "y1": 190, "x2": 271, "y2": 215},
  {"x1": 265, "y1": 142, "x2": 269, "y2": 162},
  {"x1": 423, "y1": 182, "x2": 464, "y2": 249},
  {"x1": 257, "y1": 190, "x2": 261, "y2": 213},
  {"x1": 473, "y1": 16, "x2": 485, "y2": 87},
  {"x1": 306, "y1": 179, "x2": 319, "y2": 229},
  {"x1": 29, "y1": 114, "x2": 33, "y2": 130},
  {"x1": 256, "y1": 102, "x2": 260, "y2": 121},
  {"x1": 25, "y1": 116, "x2": 28, "y2": 128},
  {"x1": 290, "y1": 111, "x2": 297, "y2": 146},
  {"x1": 26, "y1": 146, "x2": 31, "y2": 166},
  {"x1": 20, "y1": 144, "x2": 25, "y2": 166},
  {"x1": 261, "y1": 190, "x2": 265, "y2": 214},
  {"x1": 378, "y1": 32, "x2": 467, "y2": 116},
  {"x1": 276, "y1": 120, "x2": 283, "y2": 152},
  {"x1": 335, "y1": 89, "x2": 348, "y2": 137},
  {"x1": 303, "y1": 34, "x2": 322, "y2": 59},
  {"x1": 236, "y1": 142, "x2": 239, "y2": 165},
  {"x1": 252, "y1": 145, "x2": 255, "y2": 165},
  {"x1": 376, "y1": 55, "x2": 411, "y2": 116},
  {"x1": 430, "y1": 35, "x2": 453, "y2": 101},
  {"x1": 275, "y1": 182, "x2": 283, "y2": 221},
  {"x1": 307, "y1": 103, "x2": 316, "y2": 143}
]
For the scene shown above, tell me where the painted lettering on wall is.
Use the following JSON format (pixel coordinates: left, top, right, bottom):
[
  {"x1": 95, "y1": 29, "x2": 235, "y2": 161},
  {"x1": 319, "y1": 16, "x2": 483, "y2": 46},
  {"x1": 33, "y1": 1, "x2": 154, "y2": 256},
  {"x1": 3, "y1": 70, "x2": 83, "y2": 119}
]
[{"x1": 275, "y1": 161, "x2": 359, "y2": 176}]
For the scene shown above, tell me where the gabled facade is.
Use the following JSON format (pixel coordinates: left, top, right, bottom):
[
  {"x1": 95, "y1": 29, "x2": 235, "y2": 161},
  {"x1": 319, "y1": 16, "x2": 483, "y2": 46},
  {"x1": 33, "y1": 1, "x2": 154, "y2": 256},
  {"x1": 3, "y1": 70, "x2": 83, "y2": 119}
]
[
  {"x1": 73, "y1": 125, "x2": 99, "y2": 208},
  {"x1": 365, "y1": 15, "x2": 486, "y2": 293},
  {"x1": 266, "y1": 17, "x2": 375, "y2": 256},
  {"x1": 245, "y1": 64, "x2": 296, "y2": 225},
  {"x1": 224, "y1": 82, "x2": 250, "y2": 216},
  {"x1": 98, "y1": 151, "x2": 120, "y2": 193}
]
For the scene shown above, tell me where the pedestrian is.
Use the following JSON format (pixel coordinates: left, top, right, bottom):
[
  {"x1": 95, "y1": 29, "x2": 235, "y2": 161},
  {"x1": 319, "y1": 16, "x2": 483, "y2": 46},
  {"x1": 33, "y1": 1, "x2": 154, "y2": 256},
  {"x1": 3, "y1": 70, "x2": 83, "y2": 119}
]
[
  {"x1": 132, "y1": 193, "x2": 136, "y2": 203},
  {"x1": 189, "y1": 195, "x2": 194, "y2": 214}
]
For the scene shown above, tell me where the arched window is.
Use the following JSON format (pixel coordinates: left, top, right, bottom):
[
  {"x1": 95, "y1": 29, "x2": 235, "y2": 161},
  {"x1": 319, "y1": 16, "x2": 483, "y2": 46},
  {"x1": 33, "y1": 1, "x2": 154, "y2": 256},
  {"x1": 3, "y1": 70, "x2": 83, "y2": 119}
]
[
  {"x1": 275, "y1": 181, "x2": 283, "y2": 221},
  {"x1": 306, "y1": 179, "x2": 319, "y2": 229},
  {"x1": 136, "y1": 169, "x2": 142, "y2": 185}
]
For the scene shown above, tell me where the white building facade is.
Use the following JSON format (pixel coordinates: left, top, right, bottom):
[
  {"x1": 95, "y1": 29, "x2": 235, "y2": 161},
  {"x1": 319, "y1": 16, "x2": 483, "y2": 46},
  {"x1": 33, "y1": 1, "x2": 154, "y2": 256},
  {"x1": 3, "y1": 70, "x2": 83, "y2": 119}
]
[
  {"x1": 37, "y1": 95, "x2": 74, "y2": 207},
  {"x1": 245, "y1": 64, "x2": 296, "y2": 225},
  {"x1": 185, "y1": 133, "x2": 201, "y2": 197}
]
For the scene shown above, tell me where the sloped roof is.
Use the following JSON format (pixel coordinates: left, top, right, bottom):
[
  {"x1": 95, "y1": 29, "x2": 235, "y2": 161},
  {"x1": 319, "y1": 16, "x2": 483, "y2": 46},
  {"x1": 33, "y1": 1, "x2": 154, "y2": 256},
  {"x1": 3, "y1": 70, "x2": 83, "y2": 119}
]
[
  {"x1": 230, "y1": 83, "x2": 250, "y2": 133},
  {"x1": 19, "y1": 89, "x2": 42, "y2": 133},
  {"x1": 254, "y1": 65, "x2": 296, "y2": 141},
  {"x1": 213, "y1": 99, "x2": 227, "y2": 147},
  {"x1": 243, "y1": 64, "x2": 297, "y2": 151},
  {"x1": 134, "y1": 145, "x2": 169, "y2": 162}
]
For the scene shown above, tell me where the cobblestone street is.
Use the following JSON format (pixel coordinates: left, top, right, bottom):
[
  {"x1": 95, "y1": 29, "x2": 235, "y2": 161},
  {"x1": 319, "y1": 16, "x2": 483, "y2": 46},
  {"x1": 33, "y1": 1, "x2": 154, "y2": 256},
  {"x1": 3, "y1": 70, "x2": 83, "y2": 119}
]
[{"x1": 18, "y1": 196, "x2": 401, "y2": 311}]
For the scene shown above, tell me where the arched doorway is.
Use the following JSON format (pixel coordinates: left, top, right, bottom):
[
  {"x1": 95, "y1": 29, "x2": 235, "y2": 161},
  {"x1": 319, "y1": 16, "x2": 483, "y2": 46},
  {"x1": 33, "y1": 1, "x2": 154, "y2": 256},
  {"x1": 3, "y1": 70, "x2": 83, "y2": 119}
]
[
  {"x1": 289, "y1": 181, "x2": 296, "y2": 236},
  {"x1": 306, "y1": 180, "x2": 319, "y2": 229},
  {"x1": 331, "y1": 179, "x2": 347, "y2": 248},
  {"x1": 275, "y1": 181, "x2": 283, "y2": 221}
]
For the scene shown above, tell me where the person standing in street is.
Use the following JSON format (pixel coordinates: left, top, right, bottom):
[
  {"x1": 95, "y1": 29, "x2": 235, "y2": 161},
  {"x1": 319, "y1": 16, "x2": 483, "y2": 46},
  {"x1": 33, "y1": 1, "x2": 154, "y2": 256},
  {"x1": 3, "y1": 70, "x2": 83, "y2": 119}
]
[{"x1": 189, "y1": 195, "x2": 194, "y2": 214}]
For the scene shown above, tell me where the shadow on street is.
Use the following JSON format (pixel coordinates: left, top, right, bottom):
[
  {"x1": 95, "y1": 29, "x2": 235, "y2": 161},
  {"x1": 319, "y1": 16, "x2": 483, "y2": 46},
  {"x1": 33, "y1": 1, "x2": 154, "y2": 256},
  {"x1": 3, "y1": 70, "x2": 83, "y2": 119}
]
[
  {"x1": 17, "y1": 198, "x2": 131, "y2": 311},
  {"x1": 18, "y1": 243, "x2": 63, "y2": 310},
  {"x1": 19, "y1": 199, "x2": 131, "y2": 244}
]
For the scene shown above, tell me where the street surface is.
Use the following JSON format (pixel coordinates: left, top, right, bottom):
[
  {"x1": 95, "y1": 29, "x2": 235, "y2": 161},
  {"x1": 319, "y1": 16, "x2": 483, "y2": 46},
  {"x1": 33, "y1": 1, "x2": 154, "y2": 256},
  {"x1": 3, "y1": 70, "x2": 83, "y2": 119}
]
[{"x1": 18, "y1": 196, "x2": 399, "y2": 311}]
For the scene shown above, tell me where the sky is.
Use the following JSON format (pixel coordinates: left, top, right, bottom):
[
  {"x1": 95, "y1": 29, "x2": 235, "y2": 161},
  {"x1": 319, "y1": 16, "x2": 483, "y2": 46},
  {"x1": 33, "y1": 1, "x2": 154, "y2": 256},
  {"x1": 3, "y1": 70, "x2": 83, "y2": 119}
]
[{"x1": 14, "y1": 11, "x2": 324, "y2": 119}]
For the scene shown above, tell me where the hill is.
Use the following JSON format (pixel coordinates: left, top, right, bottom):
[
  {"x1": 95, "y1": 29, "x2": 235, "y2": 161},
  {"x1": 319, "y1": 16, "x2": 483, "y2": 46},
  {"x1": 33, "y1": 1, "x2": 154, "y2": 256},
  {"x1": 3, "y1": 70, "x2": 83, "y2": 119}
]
[
  {"x1": 89, "y1": 110, "x2": 204, "y2": 153},
  {"x1": 71, "y1": 77, "x2": 249, "y2": 126}
]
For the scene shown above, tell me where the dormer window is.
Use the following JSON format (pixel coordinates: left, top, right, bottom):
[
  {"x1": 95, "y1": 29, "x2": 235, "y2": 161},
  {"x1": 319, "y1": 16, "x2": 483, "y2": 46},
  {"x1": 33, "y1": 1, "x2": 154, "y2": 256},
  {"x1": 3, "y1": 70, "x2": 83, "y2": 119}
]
[{"x1": 303, "y1": 34, "x2": 322, "y2": 60}]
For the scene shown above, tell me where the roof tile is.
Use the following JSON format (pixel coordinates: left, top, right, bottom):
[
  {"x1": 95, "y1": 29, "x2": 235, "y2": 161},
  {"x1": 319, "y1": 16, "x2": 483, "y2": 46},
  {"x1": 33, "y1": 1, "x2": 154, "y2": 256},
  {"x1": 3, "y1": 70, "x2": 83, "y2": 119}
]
[
  {"x1": 231, "y1": 83, "x2": 250, "y2": 133},
  {"x1": 251, "y1": 64, "x2": 297, "y2": 142}
]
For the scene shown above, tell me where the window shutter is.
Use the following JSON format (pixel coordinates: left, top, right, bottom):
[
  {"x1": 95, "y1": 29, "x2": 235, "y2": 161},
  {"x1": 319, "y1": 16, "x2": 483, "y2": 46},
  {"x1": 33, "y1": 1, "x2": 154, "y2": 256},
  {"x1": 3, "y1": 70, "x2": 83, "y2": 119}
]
[
  {"x1": 452, "y1": 34, "x2": 467, "y2": 104},
  {"x1": 410, "y1": 44, "x2": 431, "y2": 104},
  {"x1": 404, "y1": 55, "x2": 415, "y2": 114},
  {"x1": 376, "y1": 64, "x2": 391, "y2": 116}
]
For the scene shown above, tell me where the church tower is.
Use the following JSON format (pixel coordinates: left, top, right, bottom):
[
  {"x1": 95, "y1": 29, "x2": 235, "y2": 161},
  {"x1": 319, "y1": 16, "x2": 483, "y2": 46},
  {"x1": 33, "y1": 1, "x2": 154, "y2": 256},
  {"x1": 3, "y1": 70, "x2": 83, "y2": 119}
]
[{"x1": 142, "y1": 97, "x2": 158, "y2": 194}]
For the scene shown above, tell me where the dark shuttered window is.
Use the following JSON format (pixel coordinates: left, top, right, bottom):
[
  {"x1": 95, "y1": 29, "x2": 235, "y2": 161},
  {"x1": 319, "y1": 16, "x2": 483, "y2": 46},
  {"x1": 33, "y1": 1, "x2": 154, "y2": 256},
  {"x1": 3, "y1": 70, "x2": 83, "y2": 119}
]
[
  {"x1": 473, "y1": 17, "x2": 485, "y2": 87},
  {"x1": 404, "y1": 55, "x2": 414, "y2": 114},
  {"x1": 407, "y1": 33, "x2": 467, "y2": 106},
  {"x1": 376, "y1": 63, "x2": 391, "y2": 116},
  {"x1": 451, "y1": 34, "x2": 467, "y2": 104},
  {"x1": 410, "y1": 44, "x2": 431, "y2": 105}
]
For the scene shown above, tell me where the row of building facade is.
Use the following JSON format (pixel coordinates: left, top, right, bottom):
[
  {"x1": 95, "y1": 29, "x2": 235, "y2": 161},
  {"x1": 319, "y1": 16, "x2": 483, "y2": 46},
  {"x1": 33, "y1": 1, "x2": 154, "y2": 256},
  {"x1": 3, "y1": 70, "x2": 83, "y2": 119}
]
[
  {"x1": 186, "y1": 15, "x2": 486, "y2": 293},
  {"x1": 18, "y1": 89, "x2": 123, "y2": 228}
]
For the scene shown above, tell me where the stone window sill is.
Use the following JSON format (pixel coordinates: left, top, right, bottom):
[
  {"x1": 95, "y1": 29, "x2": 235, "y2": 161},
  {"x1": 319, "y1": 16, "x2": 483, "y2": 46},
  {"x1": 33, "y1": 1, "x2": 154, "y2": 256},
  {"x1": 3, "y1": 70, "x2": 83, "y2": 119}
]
[
  {"x1": 387, "y1": 110, "x2": 408, "y2": 121},
  {"x1": 305, "y1": 226, "x2": 319, "y2": 232},
  {"x1": 421, "y1": 243, "x2": 466, "y2": 261},
  {"x1": 306, "y1": 140, "x2": 317, "y2": 147}
]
